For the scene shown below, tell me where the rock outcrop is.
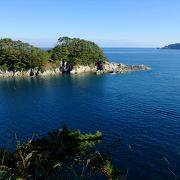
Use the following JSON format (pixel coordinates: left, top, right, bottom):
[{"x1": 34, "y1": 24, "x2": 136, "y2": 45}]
[
  {"x1": 70, "y1": 65, "x2": 96, "y2": 74},
  {"x1": 0, "y1": 68, "x2": 61, "y2": 78},
  {"x1": 96, "y1": 62, "x2": 151, "y2": 74},
  {"x1": 0, "y1": 62, "x2": 150, "y2": 78}
]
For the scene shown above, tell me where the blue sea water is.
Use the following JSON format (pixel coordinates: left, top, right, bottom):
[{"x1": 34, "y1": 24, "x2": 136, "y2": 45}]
[{"x1": 0, "y1": 48, "x2": 180, "y2": 180}]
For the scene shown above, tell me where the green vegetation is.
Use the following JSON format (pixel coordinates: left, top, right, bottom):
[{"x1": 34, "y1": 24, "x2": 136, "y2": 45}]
[
  {"x1": 0, "y1": 38, "x2": 49, "y2": 75},
  {"x1": 50, "y1": 37, "x2": 108, "y2": 66},
  {"x1": 0, "y1": 37, "x2": 108, "y2": 75},
  {"x1": 0, "y1": 126, "x2": 122, "y2": 179}
]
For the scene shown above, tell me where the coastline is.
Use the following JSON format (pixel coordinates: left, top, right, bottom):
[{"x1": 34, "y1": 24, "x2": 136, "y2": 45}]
[{"x1": 0, "y1": 62, "x2": 151, "y2": 78}]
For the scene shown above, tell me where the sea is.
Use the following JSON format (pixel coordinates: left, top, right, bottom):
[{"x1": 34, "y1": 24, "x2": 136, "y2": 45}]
[{"x1": 0, "y1": 48, "x2": 180, "y2": 180}]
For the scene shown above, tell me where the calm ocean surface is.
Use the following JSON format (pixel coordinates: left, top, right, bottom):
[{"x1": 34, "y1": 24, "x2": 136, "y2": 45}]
[{"x1": 0, "y1": 48, "x2": 180, "y2": 180}]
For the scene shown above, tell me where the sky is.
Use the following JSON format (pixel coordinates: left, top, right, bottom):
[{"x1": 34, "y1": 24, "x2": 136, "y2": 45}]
[{"x1": 0, "y1": 0, "x2": 180, "y2": 47}]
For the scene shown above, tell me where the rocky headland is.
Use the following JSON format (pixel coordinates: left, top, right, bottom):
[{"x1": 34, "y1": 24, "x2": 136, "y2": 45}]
[
  {"x1": 0, "y1": 37, "x2": 151, "y2": 78},
  {"x1": 0, "y1": 62, "x2": 151, "y2": 78}
]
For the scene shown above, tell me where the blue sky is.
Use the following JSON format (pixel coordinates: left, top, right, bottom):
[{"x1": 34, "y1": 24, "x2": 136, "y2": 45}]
[{"x1": 0, "y1": 0, "x2": 180, "y2": 47}]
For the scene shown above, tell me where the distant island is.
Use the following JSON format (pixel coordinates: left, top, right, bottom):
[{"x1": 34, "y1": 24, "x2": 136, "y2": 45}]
[
  {"x1": 0, "y1": 37, "x2": 150, "y2": 78},
  {"x1": 162, "y1": 43, "x2": 180, "y2": 50}
]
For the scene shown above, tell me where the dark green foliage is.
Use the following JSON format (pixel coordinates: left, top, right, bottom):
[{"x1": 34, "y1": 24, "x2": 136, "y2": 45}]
[
  {"x1": 0, "y1": 38, "x2": 49, "y2": 73},
  {"x1": 162, "y1": 43, "x2": 180, "y2": 49},
  {"x1": 50, "y1": 37, "x2": 108, "y2": 66},
  {"x1": 0, "y1": 37, "x2": 108, "y2": 75},
  {"x1": 0, "y1": 126, "x2": 122, "y2": 179}
]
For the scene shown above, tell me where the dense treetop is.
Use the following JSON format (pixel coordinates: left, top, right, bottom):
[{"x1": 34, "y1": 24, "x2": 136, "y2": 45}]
[
  {"x1": 0, "y1": 38, "x2": 49, "y2": 72},
  {"x1": 0, "y1": 37, "x2": 108, "y2": 73},
  {"x1": 50, "y1": 37, "x2": 108, "y2": 65}
]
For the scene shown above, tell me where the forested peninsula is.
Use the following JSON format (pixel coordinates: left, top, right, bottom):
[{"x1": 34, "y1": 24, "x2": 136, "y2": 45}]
[
  {"x1": 162, "y1": 43, "x2": 180, "y2": 49},
  {"x1": 0, "y1": 37, "x2": 150, "y2": 77}
]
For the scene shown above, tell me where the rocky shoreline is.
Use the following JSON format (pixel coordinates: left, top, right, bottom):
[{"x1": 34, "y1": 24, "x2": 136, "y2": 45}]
[{"x1": 0, "y1": 62, "x2": 151, "y2": 78}]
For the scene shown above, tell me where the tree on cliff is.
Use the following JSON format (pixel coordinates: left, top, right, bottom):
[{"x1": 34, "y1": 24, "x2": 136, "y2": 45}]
[
  {"x1": 50, "y1": 37, "x2": 108, "y2": 66},
  {"x1": 0, "y1": 38, "x2": 49, "y2": 74},
  {"x1": 0, "y1": 37, "x2": 108, "y2": 74}
]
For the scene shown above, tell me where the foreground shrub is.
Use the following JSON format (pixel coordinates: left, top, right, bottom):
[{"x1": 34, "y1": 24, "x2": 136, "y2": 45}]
[{"x1": 0, "y1": 125, "x2": 122, "y2": 179}]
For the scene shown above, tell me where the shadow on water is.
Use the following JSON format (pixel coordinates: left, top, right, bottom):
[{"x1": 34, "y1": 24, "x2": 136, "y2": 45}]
[{"x1": 0, "y1": 74, "x2": 109, "y2": 147}]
